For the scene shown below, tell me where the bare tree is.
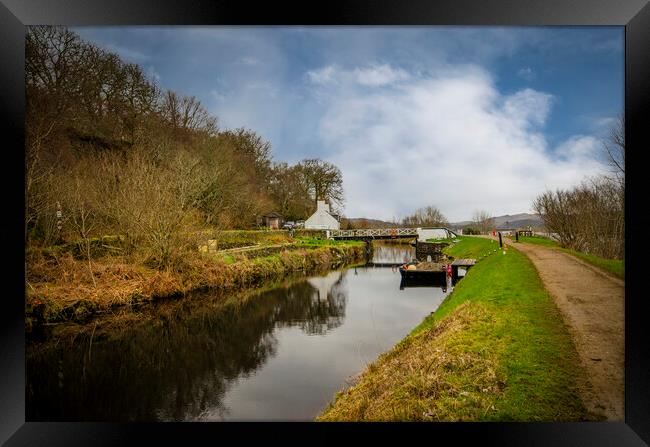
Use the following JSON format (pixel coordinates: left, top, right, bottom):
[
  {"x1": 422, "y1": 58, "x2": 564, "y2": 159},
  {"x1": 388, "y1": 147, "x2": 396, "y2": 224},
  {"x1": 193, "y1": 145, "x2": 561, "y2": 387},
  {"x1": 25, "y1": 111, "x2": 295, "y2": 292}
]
[
  {"x1": 472, "y1": 210, "x2": 494, "y2": 234},
  {"x1": 160, "y1": 91, "x2": 218, "y2": 137},
  {"x1": 297, "y1": 159, "x2": 345, "y2": 212},
  {"x1": 532, "y1": 190, "x2": 581, "y2": 248},
  {"x1": 602, "y1": 114, "x2": 625, "y2": 186},
  {"x1": 67, "y1": 177, "x2": 98, "y2": 287},
  {"x1": 532, "y1": 177, "x2": 623, "y2": 259},
  {"x1": 90, "y1": 149, "x2": 202, "y2": 268},
  {"x1": 267, "y1": 162, "x2": 312, "y2": 221},
  {"x1": 533, "y1": 113, "x2": 624, "y2": 259},
  {"x1": 402, "y1": 206, "x2": 448, "y2": 227}
]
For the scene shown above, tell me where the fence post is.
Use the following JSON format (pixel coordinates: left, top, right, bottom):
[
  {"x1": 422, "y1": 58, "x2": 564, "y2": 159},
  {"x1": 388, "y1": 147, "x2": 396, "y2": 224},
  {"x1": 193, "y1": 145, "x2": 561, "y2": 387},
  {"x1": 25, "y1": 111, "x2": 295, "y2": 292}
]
[{"x1": 498, "y1": 232, "x2": 503, "y2": 248}]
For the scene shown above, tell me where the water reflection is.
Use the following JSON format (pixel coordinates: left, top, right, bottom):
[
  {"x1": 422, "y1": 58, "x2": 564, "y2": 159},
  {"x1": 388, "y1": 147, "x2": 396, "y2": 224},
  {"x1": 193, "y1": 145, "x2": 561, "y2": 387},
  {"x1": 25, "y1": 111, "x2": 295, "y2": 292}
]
[
  {"x1": 27, "y1": 271, "x2": 347, "y2": 421},
  {"x1": 27, "y1": 242, "x2": 448, "y2": 421},
  {"x1": 274, "y1": 270, "x2": 346, "y2": 336},
  {"x1": 400, "y1": 275, "x2": 453, "y2": 292},
  {"x1": 371, "y1": 241, "x2": 415, "y2": 264}
]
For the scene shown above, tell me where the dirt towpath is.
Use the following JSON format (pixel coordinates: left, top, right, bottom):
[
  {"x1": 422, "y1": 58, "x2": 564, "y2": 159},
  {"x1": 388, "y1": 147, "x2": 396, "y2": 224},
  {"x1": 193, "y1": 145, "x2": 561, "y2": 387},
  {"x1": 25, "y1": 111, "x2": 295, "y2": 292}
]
[{"x1": 488, "y1": 235, "x2": 624, "y2": 420}]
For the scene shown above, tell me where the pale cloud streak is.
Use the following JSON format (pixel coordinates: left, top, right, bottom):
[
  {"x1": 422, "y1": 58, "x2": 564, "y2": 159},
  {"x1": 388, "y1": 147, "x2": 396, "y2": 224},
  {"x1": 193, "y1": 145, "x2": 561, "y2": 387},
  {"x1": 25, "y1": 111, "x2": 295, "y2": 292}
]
[
  {"x1": 517, "y1": 67, "x2": 535, "y2": 81},
  {"x1": 307, "y1": 64, "x2": 410, "y2": 87},
  {"x1": 353, "y1": 64, "x2": 410, "y2": 86},
  {"x1": 307, "y1": 66, "x2": 340, "y2": 85}
]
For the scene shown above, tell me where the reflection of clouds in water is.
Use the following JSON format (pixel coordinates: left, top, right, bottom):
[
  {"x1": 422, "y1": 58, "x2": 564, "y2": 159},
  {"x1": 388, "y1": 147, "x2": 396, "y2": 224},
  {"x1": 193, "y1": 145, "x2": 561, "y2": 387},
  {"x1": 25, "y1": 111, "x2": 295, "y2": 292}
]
[
  {"x1": 307, "y1": 270, "x2": 343, "y2": 303},
  {"x1": 371, "y1": 242, "x2": 415, "y2": 263},
  {"x1": 27, "y1": 259, "x2": 441, "y2": 422}
]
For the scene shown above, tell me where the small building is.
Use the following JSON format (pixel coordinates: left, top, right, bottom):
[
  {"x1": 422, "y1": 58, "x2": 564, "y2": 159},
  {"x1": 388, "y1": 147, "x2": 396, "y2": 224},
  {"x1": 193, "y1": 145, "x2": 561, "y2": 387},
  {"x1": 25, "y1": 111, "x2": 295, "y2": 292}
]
[
  {"x1": 263, "y1": 212, "x2": 283, "y2": 230},
  {"x1": 416, "y1": 227, "x2": 458, "y2": 241},
  {"x1": 305, "y1": 200, "x2": 340, "y2": 230},
  {"x1": 496, "y1": 228, "x2": 517, "y2": 236}
]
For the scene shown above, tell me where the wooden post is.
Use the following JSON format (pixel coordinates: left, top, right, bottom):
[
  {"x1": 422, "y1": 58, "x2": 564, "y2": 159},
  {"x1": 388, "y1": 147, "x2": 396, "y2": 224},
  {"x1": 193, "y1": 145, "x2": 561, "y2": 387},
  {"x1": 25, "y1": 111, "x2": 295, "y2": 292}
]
[
  {"x1": 498, "y1": 232, "x2": 503, "y2": 248},
  {"x1": 515, "y1": 231, "x2": 519, "y2": 242},
  {"x1": 365, "y1": 239, "x2": 373, "y2": 261}
]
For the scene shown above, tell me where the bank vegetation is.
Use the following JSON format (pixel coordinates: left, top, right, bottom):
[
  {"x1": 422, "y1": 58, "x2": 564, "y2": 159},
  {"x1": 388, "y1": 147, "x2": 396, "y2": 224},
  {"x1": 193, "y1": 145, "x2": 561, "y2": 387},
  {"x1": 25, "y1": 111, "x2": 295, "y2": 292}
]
[
  {"x1": 25, "y1": 26, "x2": 360, "y2": 327},
  {"x1": 26, "y1": 26, "x2": 346, "y2": 266},
  {"x1": 532, "y1": 116, "x2": 624, "y2": 260},
  {"x1": 318, "y1": 237, "x2": 595, "y2": 421}
]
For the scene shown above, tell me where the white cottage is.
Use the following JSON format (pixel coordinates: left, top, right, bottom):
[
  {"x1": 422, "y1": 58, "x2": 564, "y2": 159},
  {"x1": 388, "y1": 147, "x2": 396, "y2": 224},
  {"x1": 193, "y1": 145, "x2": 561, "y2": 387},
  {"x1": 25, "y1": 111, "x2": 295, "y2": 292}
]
[
  {"x1": 416, "y1": 227, "x2": 458, "y2": 241},
  {"x1": 305, "y1": 200, "x2": 340, "y2": 230}
]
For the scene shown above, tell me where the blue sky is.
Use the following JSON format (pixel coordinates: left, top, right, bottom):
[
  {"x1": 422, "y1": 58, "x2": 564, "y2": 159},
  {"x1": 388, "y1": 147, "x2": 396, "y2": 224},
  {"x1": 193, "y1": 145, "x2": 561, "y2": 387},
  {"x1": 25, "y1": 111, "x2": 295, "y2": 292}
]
[{"x1": 73, "y1": 26, "x2": 623, "y2": 222}]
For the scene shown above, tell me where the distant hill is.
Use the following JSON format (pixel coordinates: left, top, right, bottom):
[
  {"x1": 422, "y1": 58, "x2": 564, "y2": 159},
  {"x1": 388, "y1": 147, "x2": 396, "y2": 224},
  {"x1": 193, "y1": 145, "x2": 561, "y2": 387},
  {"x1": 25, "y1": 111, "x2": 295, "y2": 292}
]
[{"x1": 449, "y1": 213, "x2": 544, "y2": 230}]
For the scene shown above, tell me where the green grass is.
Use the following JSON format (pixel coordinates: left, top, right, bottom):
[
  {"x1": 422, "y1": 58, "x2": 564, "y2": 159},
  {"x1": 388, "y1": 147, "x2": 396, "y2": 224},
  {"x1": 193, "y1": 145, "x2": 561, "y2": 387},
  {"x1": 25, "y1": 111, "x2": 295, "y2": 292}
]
[
  {"x1": 318, "y1": 236, "x2": 595, "y2": 422},
  {"x1": 221, "y1": 254, "x2": 236, "y2": 264},
  {"x1": 514, "y1": 235, "x2": 624, "y2": 279},
  {"x1": 565, "y1": 251, "x2": 624, "y2": 279},
  {"x1": 516, "y1": 235, "x2": 559, "y2": 248},
  {"x1": 444, "y1": 235, "x2": 498, "y2": 259}
]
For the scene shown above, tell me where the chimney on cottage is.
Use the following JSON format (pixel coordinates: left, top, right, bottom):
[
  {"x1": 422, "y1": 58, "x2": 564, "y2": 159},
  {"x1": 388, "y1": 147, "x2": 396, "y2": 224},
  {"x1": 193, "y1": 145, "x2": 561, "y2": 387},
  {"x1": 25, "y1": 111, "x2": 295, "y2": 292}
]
[{"x1": 316, "y1": 200, "x2": 329, "y2": 213}]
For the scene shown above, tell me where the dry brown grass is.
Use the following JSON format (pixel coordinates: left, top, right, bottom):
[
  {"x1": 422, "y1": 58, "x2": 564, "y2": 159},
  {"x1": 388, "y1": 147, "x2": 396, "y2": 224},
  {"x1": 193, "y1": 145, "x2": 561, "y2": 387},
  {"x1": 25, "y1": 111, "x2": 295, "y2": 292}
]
[{"x1": 26, "y1": 243, "x2": 365, "y2": 325}]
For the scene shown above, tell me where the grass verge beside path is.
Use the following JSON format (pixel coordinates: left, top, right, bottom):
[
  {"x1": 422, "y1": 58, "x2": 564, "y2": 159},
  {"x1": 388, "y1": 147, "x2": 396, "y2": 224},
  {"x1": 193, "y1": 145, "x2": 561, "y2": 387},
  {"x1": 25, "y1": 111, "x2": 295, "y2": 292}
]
[
  {"x1": 514, "y1": 235, "x2": 624, "y2": 279},
  {"x1": 317, "y1": 236, "x2": 595, "y2": 422}
]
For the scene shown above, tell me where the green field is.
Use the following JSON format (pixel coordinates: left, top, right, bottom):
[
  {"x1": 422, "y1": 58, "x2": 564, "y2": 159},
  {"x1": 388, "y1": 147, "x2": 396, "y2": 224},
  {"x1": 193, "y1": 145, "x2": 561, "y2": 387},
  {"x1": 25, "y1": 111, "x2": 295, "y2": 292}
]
[{"x1": 317, "y1": 236, "x2": 596, "y2": 421}]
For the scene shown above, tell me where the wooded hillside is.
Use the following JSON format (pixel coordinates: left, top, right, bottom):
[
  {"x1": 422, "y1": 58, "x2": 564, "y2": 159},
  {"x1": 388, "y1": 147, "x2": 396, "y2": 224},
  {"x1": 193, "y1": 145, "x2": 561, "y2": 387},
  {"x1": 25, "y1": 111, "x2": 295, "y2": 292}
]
[{"x1": 25, "y1": 26, "x2": 344, "y2": 268}]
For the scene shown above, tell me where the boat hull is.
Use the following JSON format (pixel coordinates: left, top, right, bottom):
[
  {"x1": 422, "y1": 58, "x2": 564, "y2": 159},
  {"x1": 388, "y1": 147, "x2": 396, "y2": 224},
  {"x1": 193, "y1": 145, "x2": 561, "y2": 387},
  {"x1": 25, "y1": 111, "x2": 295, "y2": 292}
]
[{"x1": 398, "y1": 267, "x2": 446, "y2": 280}]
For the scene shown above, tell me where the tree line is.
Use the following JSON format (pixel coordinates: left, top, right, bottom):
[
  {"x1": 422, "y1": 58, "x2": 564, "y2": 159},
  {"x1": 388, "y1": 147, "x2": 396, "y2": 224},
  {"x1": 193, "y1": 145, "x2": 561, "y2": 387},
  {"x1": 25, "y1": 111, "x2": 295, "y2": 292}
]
[
  {"x1": 399, "y1": 206, "x2": 495, "y2": 234},
  {"x1": 533, "y1": 116, "x2": 624, "y2": 260},
  {"x1": 25, "y1": 26, "x2": 344, "y2": 267},
  {"x1": 341, "y1": 205, "x2": 497, "y2": 233}
]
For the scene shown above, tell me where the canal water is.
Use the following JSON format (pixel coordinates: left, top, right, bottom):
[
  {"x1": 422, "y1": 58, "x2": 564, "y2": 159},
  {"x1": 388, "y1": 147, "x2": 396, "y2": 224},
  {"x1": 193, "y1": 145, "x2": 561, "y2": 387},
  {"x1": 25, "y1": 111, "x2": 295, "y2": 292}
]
[{"x1": 26, "y1": 242, "x2": 450, "y2": 421}]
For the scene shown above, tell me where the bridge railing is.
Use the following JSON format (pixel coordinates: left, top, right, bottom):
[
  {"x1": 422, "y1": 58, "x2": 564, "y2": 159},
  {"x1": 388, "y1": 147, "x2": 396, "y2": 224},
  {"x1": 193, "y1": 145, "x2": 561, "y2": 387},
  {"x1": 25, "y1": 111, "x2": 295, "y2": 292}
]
[{"x1": 329, "y1": 228, "x2": 418, "y2": 239}]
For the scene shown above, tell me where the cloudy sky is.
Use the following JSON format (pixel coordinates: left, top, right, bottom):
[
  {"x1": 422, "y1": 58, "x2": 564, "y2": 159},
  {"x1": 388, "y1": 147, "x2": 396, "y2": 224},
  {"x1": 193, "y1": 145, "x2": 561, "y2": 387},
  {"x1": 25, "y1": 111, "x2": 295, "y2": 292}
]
[{"x1": 73, "y1": 26, "x2": 623, "y2": 222}]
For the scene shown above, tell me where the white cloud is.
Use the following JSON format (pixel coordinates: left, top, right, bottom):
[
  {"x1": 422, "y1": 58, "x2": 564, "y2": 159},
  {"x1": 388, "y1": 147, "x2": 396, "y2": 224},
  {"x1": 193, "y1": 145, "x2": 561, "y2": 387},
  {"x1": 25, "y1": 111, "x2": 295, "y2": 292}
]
[
  {"x1": 517, "y1": 67, "x2": 535, "y2": 81},
  {"x1": 502, "y1": 88, "x2": 554, "y2": 127},
  {"x1": 239, "y1": 57, "x2": 259, "y2": 66},
  {"x1": 595, "y1": 116, "x2": 617, "y2": 130},
  {"x1": 312, "y1": 66, "x2": 607, "y2": 221},
  {"x1": 353, "y1": 64, "x2": 410, "y2": 86},
  {"x1": 307, "y1": 65, "x2": 339, "y2": 85},
  {"x1": 307, "y1": 64, "x2": 411, "y2": 87},
  {"x1": 555, "y1": 135, "x2": 601, "y2": 160}
]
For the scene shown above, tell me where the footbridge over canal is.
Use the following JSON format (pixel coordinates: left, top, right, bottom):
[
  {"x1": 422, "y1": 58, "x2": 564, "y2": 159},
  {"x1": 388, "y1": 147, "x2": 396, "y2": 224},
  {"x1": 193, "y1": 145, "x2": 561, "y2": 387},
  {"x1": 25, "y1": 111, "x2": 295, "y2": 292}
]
[{"x1": 327, "y1": 227, "x2": 458, "y2": 242}]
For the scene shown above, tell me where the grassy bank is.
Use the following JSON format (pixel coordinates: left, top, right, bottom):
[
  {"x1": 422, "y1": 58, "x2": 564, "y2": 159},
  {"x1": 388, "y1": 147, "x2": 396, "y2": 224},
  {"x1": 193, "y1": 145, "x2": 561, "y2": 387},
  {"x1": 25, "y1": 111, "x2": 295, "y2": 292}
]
[
  {"x1": 26, "y1": 236, "x2": 365, "y2": 328},
  {"x1": 317, "y1": 236, "x2": 595, "y2": 421},
  {"x1": 514, "y1": 235, "x2": 624, "y2": 279}
]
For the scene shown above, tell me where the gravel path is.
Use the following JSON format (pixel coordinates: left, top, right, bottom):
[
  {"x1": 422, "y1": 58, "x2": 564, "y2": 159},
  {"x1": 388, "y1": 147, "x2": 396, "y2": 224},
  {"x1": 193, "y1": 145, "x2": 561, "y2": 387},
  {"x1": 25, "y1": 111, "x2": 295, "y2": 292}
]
[{"x1": 494, "y1": 236, "x2": 624, "y2": 420}]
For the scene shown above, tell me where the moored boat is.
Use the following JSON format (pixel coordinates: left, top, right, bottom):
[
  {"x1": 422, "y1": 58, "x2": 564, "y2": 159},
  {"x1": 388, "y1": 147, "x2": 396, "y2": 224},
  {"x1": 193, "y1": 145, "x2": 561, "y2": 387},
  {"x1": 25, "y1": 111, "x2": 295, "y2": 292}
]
[{"x1": 398, "y1": 261, "x2": 447, "y2": 279}]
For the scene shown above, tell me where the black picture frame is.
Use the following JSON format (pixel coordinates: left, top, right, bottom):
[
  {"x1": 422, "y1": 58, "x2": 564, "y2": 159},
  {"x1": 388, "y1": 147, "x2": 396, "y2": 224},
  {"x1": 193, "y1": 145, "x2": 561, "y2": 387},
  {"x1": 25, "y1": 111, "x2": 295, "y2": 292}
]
[{"x1": 1, "y1": 0, "x2": 649, "y2": 445}]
